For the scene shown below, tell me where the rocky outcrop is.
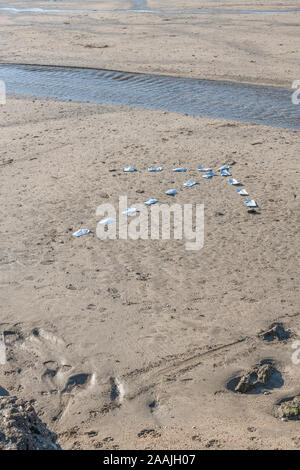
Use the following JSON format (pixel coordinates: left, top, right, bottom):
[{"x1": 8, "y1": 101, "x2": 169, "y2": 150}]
[
  {"x1": 0, "y1": 396, "x2": 60, "y2": 450},
  {"x1": 227, "y1": 360, "x2": 283, "y2": 394},
  {"x1": 234, "y1": 363, "x2": 276, "y2": 393}
]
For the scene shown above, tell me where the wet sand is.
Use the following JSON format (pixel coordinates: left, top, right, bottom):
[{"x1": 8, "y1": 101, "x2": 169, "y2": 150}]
[{"x1": 0, "y1": 0, "x2": 300, "y2": 450}]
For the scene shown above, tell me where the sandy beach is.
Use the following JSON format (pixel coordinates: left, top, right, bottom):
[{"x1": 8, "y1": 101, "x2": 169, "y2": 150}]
[
  {"x1": 1, "y1": 0, "x2": 300, "y2": 86},
  {"x1": 0, "y1": 0, "x2": 300, "y2": 450}
]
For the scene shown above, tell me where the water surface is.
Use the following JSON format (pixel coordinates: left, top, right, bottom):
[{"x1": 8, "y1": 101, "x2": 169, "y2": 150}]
[
  {"x1": 1, "y1": 64, "x2": 299, "y2": 129},
  {"x1": 1, "y1": 5, "x2": 299, "y2": 15}
]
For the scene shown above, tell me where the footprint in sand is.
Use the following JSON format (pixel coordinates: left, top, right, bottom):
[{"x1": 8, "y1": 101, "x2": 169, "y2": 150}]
[
  {"x1": 62, "y1": 373, "x2": 92, "y2": 393},
  {"x1": 109, "y1": 377, "x2": 125, "y2": 403}
]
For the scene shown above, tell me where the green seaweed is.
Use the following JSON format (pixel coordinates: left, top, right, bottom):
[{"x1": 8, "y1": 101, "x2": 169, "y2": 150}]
[{"x1": 278, "y1": 398, "x2": 300, "y2": 420}]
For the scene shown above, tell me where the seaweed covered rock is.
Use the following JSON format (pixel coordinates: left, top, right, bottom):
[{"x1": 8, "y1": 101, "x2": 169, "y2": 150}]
[
  {"x1": 277, "y1": 397, "x2": 300, "y2": 421},
  {"x1": 0, "y1": 396, "x2": 59, "y2": 450}
]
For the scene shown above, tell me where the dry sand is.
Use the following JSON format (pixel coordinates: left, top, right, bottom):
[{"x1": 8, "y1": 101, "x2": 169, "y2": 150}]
[
  {"x1": 0, "y1": 0, "x2": 300, "y2": 450},
  {"x1": 1, "y1": 0, "x2": 300, "y2": 86}
]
